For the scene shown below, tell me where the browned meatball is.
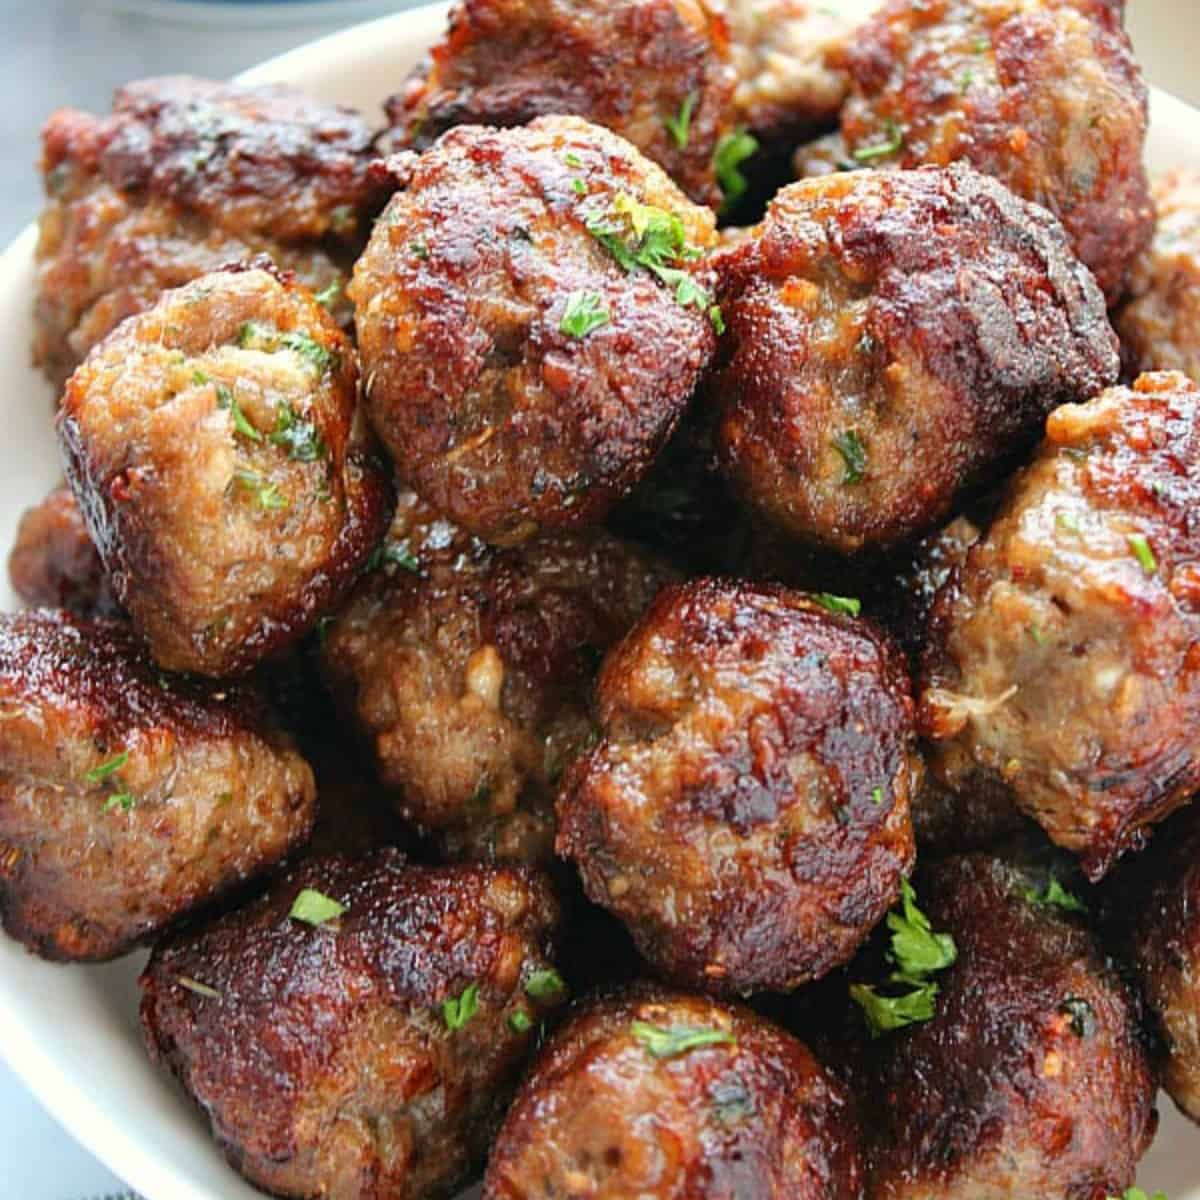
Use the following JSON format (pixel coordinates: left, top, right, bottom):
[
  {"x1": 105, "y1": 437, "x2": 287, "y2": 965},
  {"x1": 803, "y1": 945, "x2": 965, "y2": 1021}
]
[
  {"x1": 920, "y1": 372, "x2": 1200, "y2": 880},
  {"x1": 831, "y1": 0, "x2": 1153, "y2": 304},
  {"x1": 7, "y1": 484, "x2": 120, "y2": 617},
  {"x1": 484, "y1": 987, "x2": 865, "y2": 1199},
  {"x1": 140, "y1": 850, "x2": 565, "y2": 1200},
  {"x1": 0, "y1": 609, "x2": 314, "y2": 962},
  {"x1": 710, "y1": 165, "x2": 1119, "y2": 554},
  {"x1": 386, "y1": 0, "x2": 736, "y2": 207},
  {"x1": 352, "y1": 117, "x2": 720, "y2": 546},
  {"x1": 35, "y1": 76, "x2": 385, "y2": 387},
  {"x1": 558, "y1": 577, "x2": 918, "y2": 995},
  {"x1": 1117, "y1": 170, "x2": 1200, "y2": 381},
  {"x1": 322, "y1": 490, "x2": 675, "y2": 865},
  {"x1": 1110, "y1": 805, "x2": 1200, "y2": 1126},
  {"x1": 58, "y1": 265, "x2": 393, "y2": 677},
  {"x1": 843, "y1": 854, "x2": 1156, "y2": 1199}
]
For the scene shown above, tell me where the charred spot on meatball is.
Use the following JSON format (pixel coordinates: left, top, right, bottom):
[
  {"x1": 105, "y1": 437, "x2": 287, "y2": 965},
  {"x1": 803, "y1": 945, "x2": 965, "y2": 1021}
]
[
  {"x1": 0, "y1": 609, "x2": 314, "y2": 962},
  {"x1": 322, "y1": 492, "x2": 675, "y2": 866},
  {"x1": 558, "y1": 577, "x2": 918, "y2": 995},
  {"x1": 58, "y1": 265, "x2": 394, "y2": 677},
  {"x1": 484, "y1": 986, "x2": 864, "y2": 1199},
  {"x1": 840, "y1": 853, "x2": 1156, "y2": 1199},
  {"x1": 35, "y1": 76, "x2": 386, "y2": 387},
  {"x1": 386, "y1": 0, "x2": 737, "y2": 207},
  {"x1": 351, "y1": 117, "x2": 720, "y2": 546},
  {"x1": 140, "y1": 850, "x2": 564, "y2": 1200},
  {"x1": 921, "y1": 372, "x2": 1200, "y2": 880},
  {"x1": 831, "y1": 0, "x2": 1153, "y2": 304},
  {"x1": 710, "y1": 164, "x2": 1119, "y2": 555},
  {"x1": 1117, "y1": 169, "x2": 1200, "y2": 383},
  {"x1": 7, "y1": 484, "x2": 120, "y2": 618}
]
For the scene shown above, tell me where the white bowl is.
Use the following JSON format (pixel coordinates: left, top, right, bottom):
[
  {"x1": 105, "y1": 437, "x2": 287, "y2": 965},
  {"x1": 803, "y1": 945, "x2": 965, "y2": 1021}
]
[{"x1": 0, "y1": 5, "x2": 1196, "y2": 1197}]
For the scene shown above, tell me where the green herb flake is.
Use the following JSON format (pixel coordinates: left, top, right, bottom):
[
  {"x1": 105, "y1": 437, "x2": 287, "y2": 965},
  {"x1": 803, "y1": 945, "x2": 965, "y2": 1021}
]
[
  {"x1": 571, "y1": 177, "x2": 587, "y2": 195},
  {"x1": 1028, "y1": 625, "x2": 1047, "y2": 646},
  {"x1": 812, "y1": 592, "x2": 861, "y2": 617},
  {"x1": 714, "y1": 128, "x2": 759, "y2": 214},
  {"x1": 216, "y1": 383, "x2": 262, "y2": 443},
  {"x1": 280, "y1": 330, "x2": 339, "y2": 374},
  {"x1": 850, "y1": 980, "x2": 939, "y2": 1038},
  {"x1": 237, "y1": 320, "x2": 268, "y2": 349},
  {"x1": 564, "y1": 151, "x2": 583, "y2": 168},
  {"x1": 852, "y1": 119, "x2": 905, "y2": 163},
  {"x1": 1110, "y1": 1190, "x2": 1168, "y2": 1200},
  {"x1": 289, "y1": 887, "x2": 347, "y2": 927},
  {"x1": 525, "y1": 968, "x2": 566, "y2": 1001},
  {"x1": 1129, "y1": 533, "x2": 1157, "y2": 575},
  {"x1": 871, "y1": 786, "x2": 885, "y2": 806},
  {"x1": 314, "y1": 280, "x2": 341, "y2": 309},
  {"x1": 177, "y1": 976, "x2": 221, "y2": 1001},
  {"x1": 708, "y1": 304, "x2": 726, "y2": 334},
  {"x1": 508, "y1": 1009, "x2": 533, "y2": 1034},
  {"x1": 1056, "y1": 511, "x2": 1081, "y2": 534},
  {"x1": 631, "y1": 1021, "x2": 737, "y2": 1059},
  {"x1": 410, "y1": 240, "x2": 430, "y2": 260},
  {"x1": 663, "y1": 90, "x2": 698, "y2": 150},
  {"x1": 972, "y1": 36, "x2": 990, "y2": 53},
  {"x1": 832, "y1": 430, "x2": 867, "y2": 484},
  {"x1": 191, "y1": 369, "x2": 209, "y2": 386},
  {"x1": 1022, "y1": 875, "x2": 1087, "y2": 915},
  {"x1": 233, "y1": 469, "x2": 288, "y2": 512},
  {"x1": 442, "y1": 982, "x2": 480, "y2": 1031},
  {"x1": 102, "y1": 792, "x2": 134, "y2": 813},
  {"x1": 86, "y1": 751, "x2": 129, "y2": 783},
  {"x1": 1059, "y1": 996, "x2": 1096, "y2": 1039},
  {"x1": 560, "y1": 291, "x2": 611, "y2": 339},
  {"x1": 269, "y1": 402, "x2": 328, "y2": 462}
]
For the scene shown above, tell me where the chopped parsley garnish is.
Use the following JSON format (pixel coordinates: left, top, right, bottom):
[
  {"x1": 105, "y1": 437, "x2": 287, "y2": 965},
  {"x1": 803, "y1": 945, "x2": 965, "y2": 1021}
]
[
  {"x1": 289, "y1": 888, "x2": 346, "y2": 927},
  {"x1": 191, "y1": 369, "x2": 209, "y2": 386},
  {"x1": 972, "y1": 35, "x2": 990, "y2": 53},
  {"x1": 872, "y1": 787, "x2": 885, "y2": 805},
  {"x1": 850, "y1": 878, "x2": 957, "y2": 1038},
  {"x1": 812, "y1": 593, "x2": 861, "y2": 617},
  {"x1": 86, "y1": 752, "x2": 128, "y2": 783},
  {"x1": 1056, "y1": 511, "x2": 1081, "y2": 534},
  {"x1": 560, "y1": 291, "x2": 611, "y2": 339},
  {"x1": 177, "y1": 976, "x2": 221, "y2": 1001},
  {"x1": 443, "y1": 982, "x2": 480, "y2": 1031},
  {"x1": 216, "y1": 383, "x2": 261, "y2": 442},
  {"x1": 571, "y1": 177, "x2": 587, "y2": 195},
  {"x1": 508, "y1": 1009, "x2": 533, "y2": 1033},
  {"x1": 101, "y1": 792, "x2": 134, "y2": 813},
  {"x1": 269, "y1": 402, "x2": 327, "y2": 462},
  {"x1": 1022, "y1": 875, "x2": 1087, "y2": 915},
  {"x1": 563, "y1": 151, "x2": 583, "y2": 169},
  {"x1": 713, "y1": 128, "x2": 758, "y2": 214},
  {"x1": 852, "y1": 118, "x2": 905, "y2": 163},
  {"x1": 1060, "y1": 996, "x2": 1096, "y2": 1039},
  {"x1": 1111, "y1": 1191, "x2": 1167, "y2": 1200},
  {"x1": 1128, "y1": 533, "x2": 1157, "y2": 575},
  {"x1": 233, "y1": 469, "x2": 288, "y2": 511},
  {"x1": 238, "y1": 322, "x2": 339, "y2": 374},
  {"x1": 832, "y1": 429, "x2": 867, "y2": 484},
  {"x1": 663, "y1": 90, "x2": 698, "y2": 150},
  {"x1": 631, "y1": 1021, "x2": 736, "y2": 1059},
  {"x1": 368, "y1": 542, "x2": 421, "y2": 573},
  {"x1": 313, "y1": 280, "x2": 341, "y2": 308},
  {"x1": 525, "y1": 968, "x2": 566, "y2": 1001},
  {"x1": 410, "y1": 240, "x2": 430, "y2": 259}
]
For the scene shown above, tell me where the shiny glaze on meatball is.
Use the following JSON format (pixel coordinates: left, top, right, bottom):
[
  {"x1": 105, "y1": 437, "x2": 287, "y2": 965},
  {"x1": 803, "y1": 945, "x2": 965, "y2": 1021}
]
[
  {"x1": 140, "y1": 851, "x2": 565, "y2": 1200},
  {"x1": 58, "y1": 264, "x2": 393, "y2": 677},
  {"x1": 711, "y1": 165, "x2": 1118, "y2": 554},
  {"x1": 0, "y1": 609, "x2": 314, "y2": 961},
  {"x1": 558, "y1": 577, "x2": 918, "y2": 995},
  {"x1": 921, "y1": 372, "x2": 1200, "y2": 880}
]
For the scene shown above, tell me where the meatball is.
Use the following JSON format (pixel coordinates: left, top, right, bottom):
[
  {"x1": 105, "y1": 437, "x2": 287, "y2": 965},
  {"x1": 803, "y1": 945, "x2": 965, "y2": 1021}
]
[
  {"x1": 710, "y1": 165, "x2": 1119, "y2": 554},
  {"x1": 352, "y1": 117, "x2": 720, "y2": 546},
  {"x1": 321, "y1": 491, "x2": 675, "y2": 865},
  {"x1": 58, "y1": 265, "x2": 394, "y2": 677},
  {"x1": 558, "y1": 577, "x2": 918, "y2": 995},
  {"x1": 1112, "y1": 805, "x2": 1200, "y2": 1125},
  {"x1": 1117, "y1": 170, "x2": 1200, "y2": 382},
  {"x1": 726, "y1": 0, "x2": 878, "y2": 143},
  {"x1": 843, "y1": 854, "x2": 1156, "y2": 1199},
  {"x1": 7, "y1": 484, "x2": 120, "y2": 617},
  {"x1": 35, "y1": 76, "x2": 385, "y2": 387},
  {"x1": 831, "y1": 0, "x2": 1153, "y2": 304},
  {"x1": 385, "y1": 0, "x2": 736, "y2": 206},
  {"x1": 920, "y1": 372, "x2": 1200, "y2": 880},
  {"x1": 0, "y1": 609, "x2": 314, "y2": 962},
  {"x1": 140, "y1": 850, "x2": 565, "y2": 1200},
  {"x1": 484, "y1": 987, "x2": 864, "y2": 1199}
]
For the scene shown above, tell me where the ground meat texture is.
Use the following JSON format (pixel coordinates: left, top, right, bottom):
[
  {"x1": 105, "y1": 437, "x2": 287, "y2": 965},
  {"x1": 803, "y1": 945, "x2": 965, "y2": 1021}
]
[
  {"x1": 7, "y1": 484, "x2": 120, "y2": 618},
  {"x1": 140, "y1": 851, "x2": 565, "y2": 1200},
  {"x1": 710, "y1": 165, "x2": 1119, "y2": 555},
  {"x1": 322, "y1": 502, "x2": 675, "y2": 866},
  {"x1": 846, "y1": 854, "x2": 1156, "y2": 1199},
  {"x1": 353, "y1": 117, "x2": 719, "y2": 546},
  {"x1": 920, "y1": 372, "x2": 1200, "y2": 881},
  {"x1": 385, "y1": 0, "x2": 736, "y2": 207},
  {"x1": 726, "y1": 0, "x2": 879, "y2": 143},
  {"x1": 558, "y1": 578, "x2": 918, "y2": 995},
  {"x1": 58, "y1": 265, "x2": 394, "y2": 677},
  {"x1": 484, "y1": 987, "x2": 865, "y2": 1199},
  {"x1": 1117, "y1": 170, "x2": 1200, "y2": 382},
  {"x1": 1110, "y1": 805, "x2": 1200, "y2": 1126},
  {"x1": 35, "y1": 77, "x2": 385, "y2": 387},
  {"x1": 831, "y1": 0, "x2": 1153, "y2": 305},
  {"x1": 0, "y1": 610, "x2": 314, "y2": 962}
]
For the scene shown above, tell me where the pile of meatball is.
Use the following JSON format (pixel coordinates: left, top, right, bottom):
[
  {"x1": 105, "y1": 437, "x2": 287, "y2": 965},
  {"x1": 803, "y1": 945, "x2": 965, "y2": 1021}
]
[{"x1": 7, "y1": 0, "x2": 1200, "y2": 1196}]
